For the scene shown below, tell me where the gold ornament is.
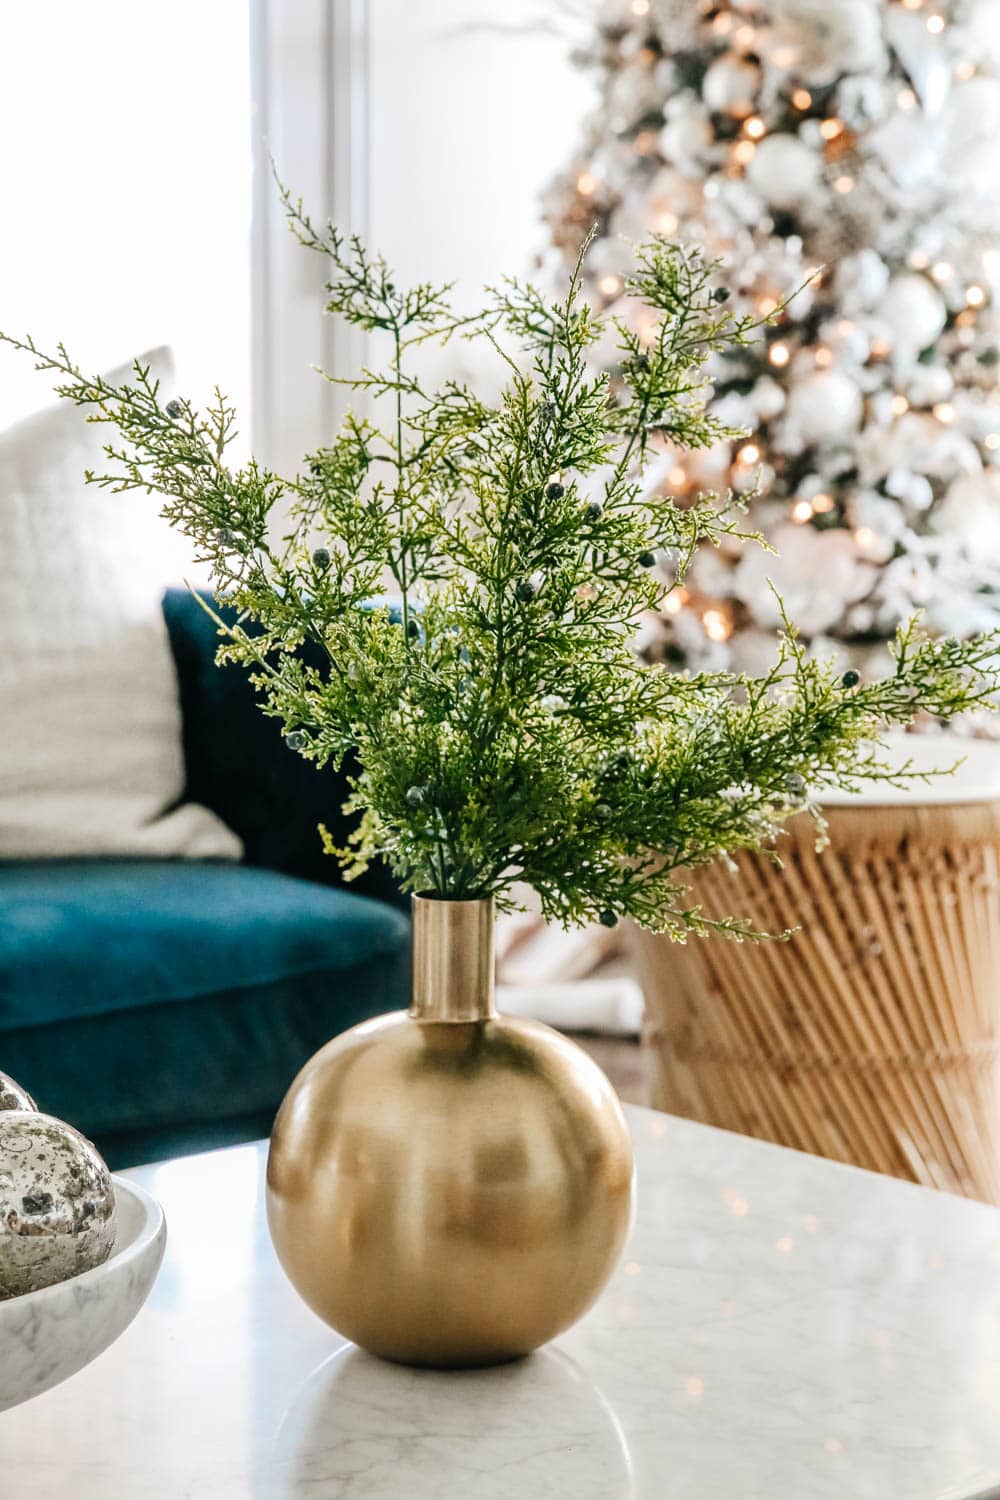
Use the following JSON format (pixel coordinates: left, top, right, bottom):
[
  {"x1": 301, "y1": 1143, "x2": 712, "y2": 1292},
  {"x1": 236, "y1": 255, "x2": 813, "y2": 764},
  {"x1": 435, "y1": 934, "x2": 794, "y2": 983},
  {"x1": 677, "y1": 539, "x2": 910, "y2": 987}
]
[{"x1": 267, "y1": 895, "x2": 634, "y2": 1368}]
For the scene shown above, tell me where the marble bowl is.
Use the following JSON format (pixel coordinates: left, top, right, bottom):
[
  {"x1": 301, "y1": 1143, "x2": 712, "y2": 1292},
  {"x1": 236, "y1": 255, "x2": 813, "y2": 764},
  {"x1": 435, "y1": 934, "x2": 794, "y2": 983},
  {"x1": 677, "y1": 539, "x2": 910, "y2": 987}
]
[{"x1": 0, "y1": 1176, "x2": 166, "y2": 1411}]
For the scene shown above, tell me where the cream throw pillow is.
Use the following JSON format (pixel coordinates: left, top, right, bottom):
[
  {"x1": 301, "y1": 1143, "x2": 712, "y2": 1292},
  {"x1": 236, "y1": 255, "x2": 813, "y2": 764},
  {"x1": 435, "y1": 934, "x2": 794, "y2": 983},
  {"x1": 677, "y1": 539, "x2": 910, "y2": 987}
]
[{"x1": 0, "y1": 347, "x2": 241, "y2": 860}]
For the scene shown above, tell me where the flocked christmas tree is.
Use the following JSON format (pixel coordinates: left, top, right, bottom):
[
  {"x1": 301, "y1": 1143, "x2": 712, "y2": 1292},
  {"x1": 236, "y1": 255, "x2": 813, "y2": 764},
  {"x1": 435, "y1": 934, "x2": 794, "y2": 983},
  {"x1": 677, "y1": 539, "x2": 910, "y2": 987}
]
[{"x1": 545, "y1": 0, "x2": 1000, "y2": 682}]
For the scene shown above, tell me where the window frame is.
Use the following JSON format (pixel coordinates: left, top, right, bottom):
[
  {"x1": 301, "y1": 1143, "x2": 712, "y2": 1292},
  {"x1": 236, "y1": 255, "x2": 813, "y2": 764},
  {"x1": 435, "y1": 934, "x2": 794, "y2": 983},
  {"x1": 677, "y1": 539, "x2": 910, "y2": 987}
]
[{"x1": 250, "y1": 0, "x2": 370, "y2": 476}]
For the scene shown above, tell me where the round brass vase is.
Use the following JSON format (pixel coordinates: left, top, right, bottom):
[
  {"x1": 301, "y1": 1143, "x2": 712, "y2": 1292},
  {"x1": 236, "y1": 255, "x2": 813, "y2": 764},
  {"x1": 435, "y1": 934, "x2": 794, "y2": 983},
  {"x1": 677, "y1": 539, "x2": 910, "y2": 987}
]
[{"x1": 266, "y1": 895, "x2": 635, "y2": 1368}]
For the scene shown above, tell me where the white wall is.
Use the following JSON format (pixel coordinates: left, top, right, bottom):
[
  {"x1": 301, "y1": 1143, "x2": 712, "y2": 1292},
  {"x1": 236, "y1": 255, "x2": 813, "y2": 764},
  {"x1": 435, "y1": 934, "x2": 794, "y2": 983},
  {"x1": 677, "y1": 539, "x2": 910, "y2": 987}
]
[
  {"x1": 369, "y1": 1, "x2": 594, "y2": 288},
  {"x1": 366, "y1": 0, "x2": 596, "y2": 386},
  {"x1": 0, "y1": 2, "x2": 252, "y2": 444}
]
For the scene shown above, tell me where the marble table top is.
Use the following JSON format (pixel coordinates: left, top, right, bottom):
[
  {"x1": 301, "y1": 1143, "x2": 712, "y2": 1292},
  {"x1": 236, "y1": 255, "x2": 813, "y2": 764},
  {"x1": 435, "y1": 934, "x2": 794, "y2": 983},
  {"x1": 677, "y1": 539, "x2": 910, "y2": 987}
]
[{"x1": 3, "y1": 1105, "x2": 1000, "y2": 1499}]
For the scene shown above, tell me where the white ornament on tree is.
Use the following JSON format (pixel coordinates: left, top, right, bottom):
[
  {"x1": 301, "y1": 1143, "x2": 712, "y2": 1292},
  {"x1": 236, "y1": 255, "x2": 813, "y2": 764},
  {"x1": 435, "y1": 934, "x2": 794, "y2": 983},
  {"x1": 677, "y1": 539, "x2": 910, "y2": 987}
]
[
  {"x1": 746, "y1": 133, "x2": 821, "y2": 208},
  {"x1": 834, "y1": 249, "x2": 890, "y2": 314},
  {"x1": 749, "y1": 376, "x2": 787, "y2": 421},
  {"x1": 768, "y1": 0, "x2": 887, "y2": 84},
  {"x1": 702, "y1": 54, "x2": 761, "y2": 117},
  {"x1": 836, "y1": 74, "x2": 889, "y2": 131},
  {"x1": 932, "y1": 472, "x2": 1000, "y2": 565},
  {"x1": 733, "y1": 522, "x2": 877, "y2": 636},
  {"x1": 943, "y1": 77, "x2": 1000, "y2": 190},
  {"x1": 784, "y1": 370, "x2": 864, "y2": 447},
  {"x1": 877, "y1": 273, "x2": 947, "y2": 356},
  {"x1": 658, "y1": 98, "x2": 713, "y2": 172},
  {"x1": 885, "y1": 467, "x2": 934, "y2": 511},
  {"x1": 906, "y1": 365, "x2": 954, "y2": 408}
]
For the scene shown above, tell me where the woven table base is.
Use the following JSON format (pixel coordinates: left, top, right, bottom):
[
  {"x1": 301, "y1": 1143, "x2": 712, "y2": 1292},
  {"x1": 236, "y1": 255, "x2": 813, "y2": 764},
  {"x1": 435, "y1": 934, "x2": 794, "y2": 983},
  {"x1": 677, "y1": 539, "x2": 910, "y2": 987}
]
[{"x1": 628, "y1": 801, "x2": 1000, "y2": 1204}]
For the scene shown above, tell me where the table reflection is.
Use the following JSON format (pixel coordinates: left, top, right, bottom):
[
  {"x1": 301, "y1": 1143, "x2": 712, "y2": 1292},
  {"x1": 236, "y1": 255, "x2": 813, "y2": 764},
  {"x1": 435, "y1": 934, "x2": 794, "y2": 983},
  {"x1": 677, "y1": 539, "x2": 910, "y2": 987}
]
[{"x1": 262, "y1": 1342, "x2": 634, "y2": 1499}]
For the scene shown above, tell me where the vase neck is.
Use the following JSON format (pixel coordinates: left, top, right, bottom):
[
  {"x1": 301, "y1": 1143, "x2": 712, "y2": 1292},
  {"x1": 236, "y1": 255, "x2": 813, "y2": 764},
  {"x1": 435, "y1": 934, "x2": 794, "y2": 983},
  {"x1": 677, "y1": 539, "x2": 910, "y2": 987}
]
[{"x1": 410, "y1": 894, "x2": 496, "y2": 1022}]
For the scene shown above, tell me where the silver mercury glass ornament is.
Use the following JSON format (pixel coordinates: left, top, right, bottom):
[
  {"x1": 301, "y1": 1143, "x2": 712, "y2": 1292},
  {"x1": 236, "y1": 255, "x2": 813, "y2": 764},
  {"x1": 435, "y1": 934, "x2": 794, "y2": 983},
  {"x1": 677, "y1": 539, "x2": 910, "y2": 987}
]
[
  {"x1": 0, "y1": 1071, "x2": 37, "y2": 1112},
  {"x1": 0, "y1": 1112, "x2": 116, "y2": 1299}
]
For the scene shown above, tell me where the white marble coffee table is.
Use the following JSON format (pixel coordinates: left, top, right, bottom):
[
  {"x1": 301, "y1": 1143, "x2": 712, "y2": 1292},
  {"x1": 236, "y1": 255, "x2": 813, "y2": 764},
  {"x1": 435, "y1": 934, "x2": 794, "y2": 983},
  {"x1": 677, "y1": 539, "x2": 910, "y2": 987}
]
[{"x1": 3, "y1": 1105, "x2": 1000, "y2": 1499}]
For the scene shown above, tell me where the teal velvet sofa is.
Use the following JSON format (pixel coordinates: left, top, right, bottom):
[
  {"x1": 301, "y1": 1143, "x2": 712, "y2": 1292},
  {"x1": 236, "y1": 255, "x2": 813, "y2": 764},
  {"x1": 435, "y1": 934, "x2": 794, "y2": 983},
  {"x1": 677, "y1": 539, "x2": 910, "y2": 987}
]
[{"x1": 0, "y1": 590, "x2": 410, "y2": 1168}]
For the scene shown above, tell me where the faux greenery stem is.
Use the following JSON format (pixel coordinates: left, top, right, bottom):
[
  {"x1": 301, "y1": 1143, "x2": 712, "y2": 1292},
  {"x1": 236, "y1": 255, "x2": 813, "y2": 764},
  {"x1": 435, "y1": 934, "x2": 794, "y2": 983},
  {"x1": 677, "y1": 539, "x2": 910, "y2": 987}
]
[{"x1": 4, "y1": 189, "x2": 1000, "y2": 936}]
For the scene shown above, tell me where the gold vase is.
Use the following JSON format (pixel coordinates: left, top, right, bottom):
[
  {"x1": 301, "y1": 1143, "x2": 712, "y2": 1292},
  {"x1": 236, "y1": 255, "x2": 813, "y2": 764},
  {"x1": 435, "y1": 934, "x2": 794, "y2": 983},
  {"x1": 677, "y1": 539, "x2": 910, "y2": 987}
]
[{"x1": 266, "y1": 894, "x2": 634, "y2": 1368}]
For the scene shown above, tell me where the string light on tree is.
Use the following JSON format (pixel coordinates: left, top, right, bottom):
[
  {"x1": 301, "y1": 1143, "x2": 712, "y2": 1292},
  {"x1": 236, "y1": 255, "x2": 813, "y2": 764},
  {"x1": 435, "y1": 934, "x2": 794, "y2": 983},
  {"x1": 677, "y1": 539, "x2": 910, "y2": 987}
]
[
  {"x1": 703, "y1": 608, "x2": 732, "y2": 642},
  {"x1": 634, "y1": 304, "x2": 659, "y2": 347}
]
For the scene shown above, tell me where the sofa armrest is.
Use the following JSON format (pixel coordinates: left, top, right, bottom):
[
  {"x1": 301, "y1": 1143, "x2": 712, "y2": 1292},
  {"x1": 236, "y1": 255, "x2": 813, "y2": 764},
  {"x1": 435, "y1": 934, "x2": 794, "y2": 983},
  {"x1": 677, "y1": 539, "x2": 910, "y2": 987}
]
[{"x1": 162, "y1": 588, "x2": 406, "y2": 910}]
